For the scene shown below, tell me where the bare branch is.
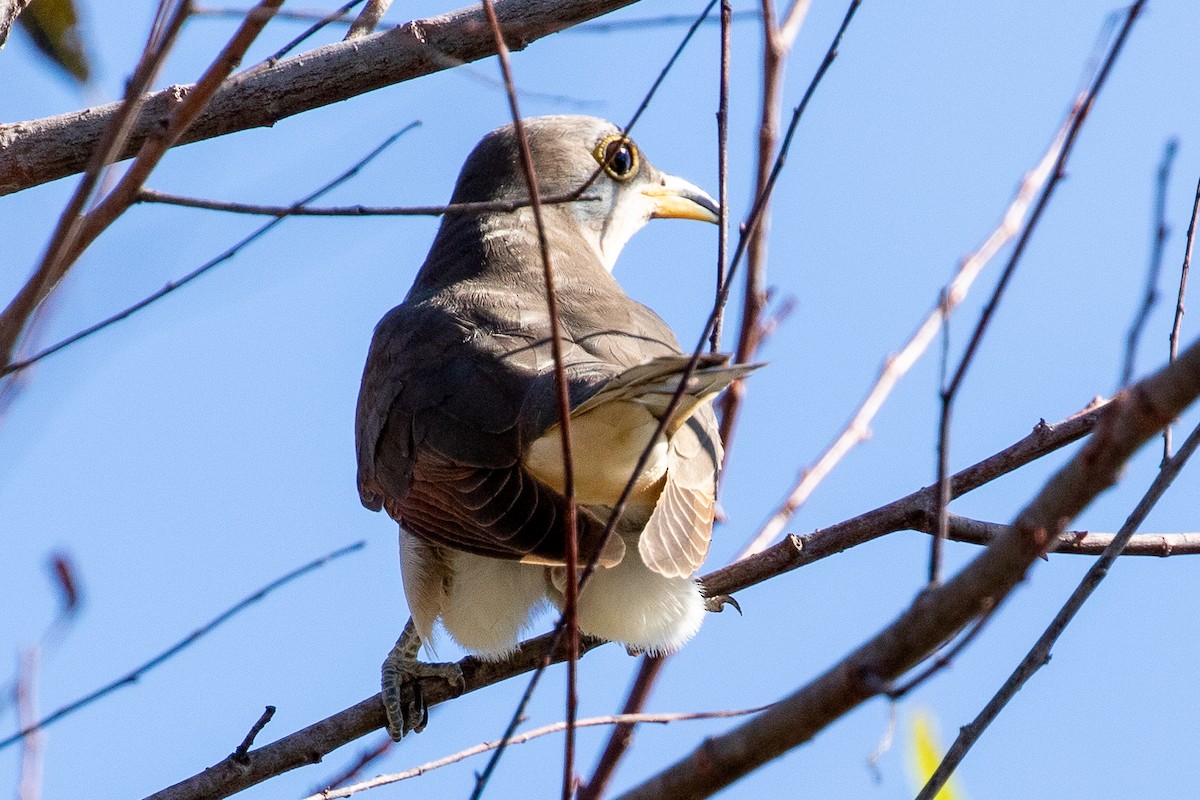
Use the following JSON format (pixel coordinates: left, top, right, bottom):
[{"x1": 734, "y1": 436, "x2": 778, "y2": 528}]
[
  {"x1": 1167, "y1": 171, "x2": 1199, "y2": 458},
  {"x1": 614, "y1": 332, "x2": 1199, "y2": 799},
  {"x1": 932, "y1": 1, "x2": 1144, "y2": 582},
  {"x1": 140, "y1": 633, "x2": 607, "y2": 800},
  {"x1": 1121, "y1": 138, "x2": 1178, "y2": 387},
  {"x1": 1, "y1": 125, "x2": 418, "y2": 380},
  {"x1": 930, "y1": 513, "x2": 1200, "y2": 556},
  {"x1": 0, "y1": 542, "x2": 364, "y2": 751},
  {"x1": 0, "y1": 0, "x2": 191, "y2": 370},
  {"x1": 133, "y1": 397, "x2": 1115, "y2": 800},
  {"x1": 738, "y1": 83, "x2": 1072, "y2": 559},
  {"x1": 135, "y1": 187, "x2": 599, "y2": 217},
  {"x1": 0, "y1": 0, "x2": 641, "y2": 197},
  {"x1": 0, "y1": 0, "x2": 33, "y2": 49},
  {"x1": 776, "y1": 0, "x2": 812, "y2": 49},
  {"x1": 704, "y1": 402, "x2": 1107, "y2": 600},
  {"x1": 917, "y1": 416, "x2": 1200, "y2": 799},
  {"x1": 311, "y1": 705, "x2": 772, "y2": 800}
]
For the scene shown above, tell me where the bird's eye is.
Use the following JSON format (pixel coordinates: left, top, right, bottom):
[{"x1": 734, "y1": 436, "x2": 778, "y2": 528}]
[{"x1": 594, "y1": 134, "x2": 640, "y2": 181}]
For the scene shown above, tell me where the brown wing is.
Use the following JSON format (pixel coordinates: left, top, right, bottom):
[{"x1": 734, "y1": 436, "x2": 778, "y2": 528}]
[
  {"x1": 356, "y1": 208, "x2": 690, "y2": 565},
  {"x1": 357, "y1": 300, "x2": 608, "y2": 562}
]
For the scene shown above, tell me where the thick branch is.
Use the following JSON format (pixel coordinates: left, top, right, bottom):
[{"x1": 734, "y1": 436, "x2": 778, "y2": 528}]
[
  {"x1": 615, "y1": 335, "x2": 1200, "y2": 799},
  {"x1": 142, "y1": 633, "x2": 606, "y2": 800},
  {"x1": 139, "y1": 398, "x2": 1111, "y2": 800},
  {"x1": 0, "y1": 0, "x2": 638, "y2": 196}
]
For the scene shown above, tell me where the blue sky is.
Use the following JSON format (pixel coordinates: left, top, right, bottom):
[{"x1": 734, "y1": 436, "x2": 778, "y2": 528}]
[{"x1": 3, "y1": 2, "x2": 1199, "y2": 798}]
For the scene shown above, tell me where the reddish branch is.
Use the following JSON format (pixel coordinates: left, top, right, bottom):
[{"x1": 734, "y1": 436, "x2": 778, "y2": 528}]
[
  {"x1": 918, "y1": 415, "x2": 1200, "y2": 798},
  {"x1": 931, "y1": 0, "x2": 1145, "y2": 581},
  {"x1": 614, "y1": 333, "x2": 1200, "y2": 799},
  {"x1": 134, "y1": 388, "x2": 1198, "y2": 800}
]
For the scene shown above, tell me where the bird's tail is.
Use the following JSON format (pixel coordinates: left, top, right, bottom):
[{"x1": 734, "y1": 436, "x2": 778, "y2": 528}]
[{"x1": 573, "y1": 353, "x2": 762, "y2": 432}]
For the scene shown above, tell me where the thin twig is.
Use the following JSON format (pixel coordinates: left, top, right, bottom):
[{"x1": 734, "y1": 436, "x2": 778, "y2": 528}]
[
  {"x1": 1121, "y1": 138, "x2": 1178, "y2": 387},
  {"x1": 344, "y1": 0, "x2": 390, "y2": 39},
  {"x1": 467, "y1": 4, "x2": 728, "y2": 793},
  {"x1": 231, "y1": 707, "x2": 277, "y2": 764},
  {"x1": 137, "y1": 401, "x2": 1119, "y2": 800},
  {"x1": 0, "y1": 124, "x2": 419, "y2": 380},
  {"x1": 931, "y1": 2, "x2": 1144, "y2": 583},
  {"x1": 0, "y1": 542, "x2": 364, "y2": 751},
  {"x1": 308, "y1": 706, "x2": 773, "y2": 800},
  {"x1": 192, "y1": 6, "x2": 355, "y2": 24},
  {"x1": 0, "y1": 0, "x2": 191, "y2": 368},
  {"x1": 311, "y1": 735, "x2": 393, "y2": 795},
  {"x1": 714, "y1": 0, "x2": 813, "y2": 456},
  {"x1": 577, "y1": 655, "x2": 667, "y2": 800},
  {"x1": 135, "y1": 188, "x2": 599, "y2": 217},
  {"x1": 16, "y1": 648, "x2": 42, "y2": 800},
  {"x1": 566, "y1": 10, "x2": 761, "y2": 33},
  {"x1": 1166, "y1": 172, "x2": 1199, "y2": 459},
  {"x1": 619, "y1": 328, "x2": 1194, "y2": 800},
  {"x1": 710, "y1": 0, "x2": 733, "y2": 353},
  {"x1": 264, "y1": 0, "x2": 363, "y2": 64},
  {"x1": 916, "y1": 416, "x2": 1200, "y2": 800},
  {"x1": 885, "y1": 602, "x2": 998, "y2": 700},
  {"x1": 738, "y1": 75, "x2": 1071, "y2": 559},
  {"x1": 476, "y1": 5, "x2": 579, "y2": 799}
]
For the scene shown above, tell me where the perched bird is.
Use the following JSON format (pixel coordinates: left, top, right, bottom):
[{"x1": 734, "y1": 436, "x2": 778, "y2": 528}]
[{"x1": 355, "y1": 115, "x2": 756, "y2": 740}]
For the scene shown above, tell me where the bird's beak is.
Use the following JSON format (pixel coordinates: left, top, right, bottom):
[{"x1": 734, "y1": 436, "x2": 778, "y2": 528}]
[{"x1": 643, "y1": 174, "x2": 720, "y2": 223}]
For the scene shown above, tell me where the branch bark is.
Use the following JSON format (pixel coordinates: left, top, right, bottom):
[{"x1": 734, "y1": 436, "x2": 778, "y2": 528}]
[
  {"x1": 615, "y1": 334, "x2": 1200, "y2": 800},
  {"x1": 0, "y1": 0, "x2": 638, "y2": 196},
  {"x1": 139, "y1": 397, "x2": 1111, "y2": 800}
]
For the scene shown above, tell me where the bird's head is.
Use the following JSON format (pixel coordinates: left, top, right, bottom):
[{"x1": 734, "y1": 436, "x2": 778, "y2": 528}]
[{"x1": 449, "y1": 115, "x2": 718, "y2": 271}]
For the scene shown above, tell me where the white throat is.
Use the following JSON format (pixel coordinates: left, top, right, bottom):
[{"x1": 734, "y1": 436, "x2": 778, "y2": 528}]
[{"x1": 570, "y1": 198, "x2": 652, "y2": 273}]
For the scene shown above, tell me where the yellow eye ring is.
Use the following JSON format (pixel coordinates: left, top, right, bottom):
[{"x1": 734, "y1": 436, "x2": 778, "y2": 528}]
[{"x1": 593, "y1": 134, "x2": 640, "y2": 181}]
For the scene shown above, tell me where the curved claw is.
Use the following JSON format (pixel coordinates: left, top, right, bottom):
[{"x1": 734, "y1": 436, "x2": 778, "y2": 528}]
[
  {"x1": 703, "y1": 594, "x2": 741, "y2": 615},
  {"x1": 381, "y1": 620, "x2": 465, "y2": 741}
]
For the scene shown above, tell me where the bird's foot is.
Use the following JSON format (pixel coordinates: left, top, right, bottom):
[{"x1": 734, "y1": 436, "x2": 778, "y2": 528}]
[{"x1": 381, "y1": 621, "x2": 464, "y2": 741}]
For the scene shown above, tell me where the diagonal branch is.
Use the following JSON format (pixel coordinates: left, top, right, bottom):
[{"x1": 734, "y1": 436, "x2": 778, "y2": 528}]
[
  {"x1": 931, "y1": 0, "x2": 1145, "y2": 581},
  {"x1": 737, "y1": 77, "x2": 1073, "y2": 559},
  {"x1": 310, "y1": 705, "x2": 772, "y2": 800},
  {"x1": 917, "y1": 415, "x2": 1200, "y2": 799},
  {"x1": 136, "y1": 395, "x2": 1116, "y2": 800},
  {"x1": 614, "y1": 330, "x2": 1200, "y2": 799},
  {"x1": 0, "y1": 0, "x2": 642, "y2": 197}
]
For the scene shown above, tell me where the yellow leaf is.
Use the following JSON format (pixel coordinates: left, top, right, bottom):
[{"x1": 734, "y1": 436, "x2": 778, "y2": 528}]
[
  {"x1": 18, "y1": 0, "x2": 91, "y2": 84},
  {"x1": 908, "y1": 709, "x2": 967, "y2": 800}
]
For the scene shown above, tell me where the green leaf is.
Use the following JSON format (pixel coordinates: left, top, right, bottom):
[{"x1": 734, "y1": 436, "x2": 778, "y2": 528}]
[{"x1": 18, "y1": 0, "x2": 91, "y2": 84}]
